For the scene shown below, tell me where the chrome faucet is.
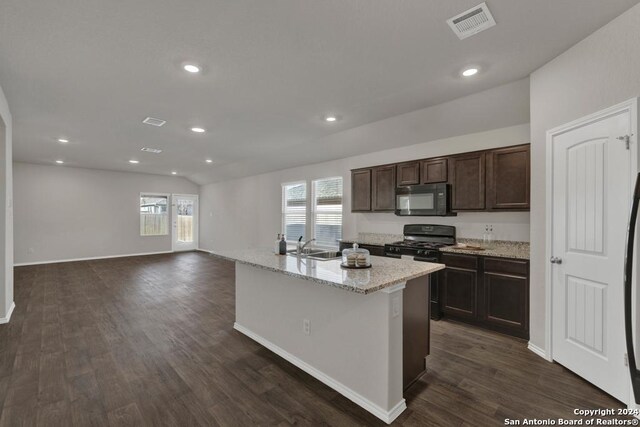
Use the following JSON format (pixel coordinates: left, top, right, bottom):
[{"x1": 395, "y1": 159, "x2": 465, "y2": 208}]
[{"x1": 297, "y1": 238, "x2": 316, "y2": 255}]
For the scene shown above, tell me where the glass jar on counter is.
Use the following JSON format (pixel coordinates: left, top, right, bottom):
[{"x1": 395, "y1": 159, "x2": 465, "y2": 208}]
[{"x1": 341, "y1": 243, "x2": 371, "y2": 268}]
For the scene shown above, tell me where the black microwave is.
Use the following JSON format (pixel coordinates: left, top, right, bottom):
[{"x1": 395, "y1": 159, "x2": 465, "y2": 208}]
[{"x1": 395, "y1": 184, "x2": 455, "y2": 216}]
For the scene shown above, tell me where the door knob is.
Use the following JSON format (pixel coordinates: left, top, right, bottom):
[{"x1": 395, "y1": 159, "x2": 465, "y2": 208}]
[{"x1": 550, "y1": 256, "x2": 563, "y2": 264}]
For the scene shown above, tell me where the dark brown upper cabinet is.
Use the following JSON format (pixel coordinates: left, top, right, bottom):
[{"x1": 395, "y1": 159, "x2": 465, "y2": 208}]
[
  {"x1": 450, "y1": 152, "x2": 486, "y2": 211},
  {"x1": 351, "y1": 169, "x2": 372, "y2": 212},
  {"x1": 396, "y1": 161, "x2": 420, "y2": 186},
  {"x1": 372, "y1": 165, "x2": 396, "y2": 211},
  {"x1": 486, "y1": 145, "x2": 530, "y2": 210},
  {"x1": 421, "y1": 158, "x2": 448, "y2": 184}
]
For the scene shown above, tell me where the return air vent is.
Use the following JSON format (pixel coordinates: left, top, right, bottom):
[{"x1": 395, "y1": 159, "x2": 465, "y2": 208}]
[
  {"x1": 141, "y1": 147, "x2": 163, "y2": 154},
  {"x1": 142, "y1": 117, "x2": 166, "y2": 127},
  {"x1": 447, "y1": 2, "x2": 496, "y2": 40}
]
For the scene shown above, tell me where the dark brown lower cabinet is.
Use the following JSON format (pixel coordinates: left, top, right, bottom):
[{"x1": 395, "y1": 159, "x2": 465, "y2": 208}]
[
  {"x1": 441, "y1": 256, "x2": 478, "y2": 319},
  {"x1": 440, "y1": 253, "x2": 529, "y2": 339},
  {"x1": 338, "y1": 242, "x2": 385, "y2": 257}
]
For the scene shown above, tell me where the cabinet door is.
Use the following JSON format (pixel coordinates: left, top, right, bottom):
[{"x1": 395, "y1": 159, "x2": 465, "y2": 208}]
[
  {"x1": 372, "y1": 165, "x2": 396, "y2": 211},
  {"x1": 441, "y1": 254, "x2": 478, "y2": 319},
  {"x1": 442, "y1": 267, "x2": 478, "y2": 319},
  {"x1": 483, "y1": 258, "x2": 529, "y2": 337},
  {"x1": 351, "y1": 169, "x2": 372, "y2": 212},
  {"x1": 396, "y1": 162, "x2": 420, "y2": 186},
  {"x1": 421, "y1": 158, "x2": 448, "y2": 183},
  {"x1": 450, "y1": 152, "x2": 486, "y2": 210},
  {"x1": 486, "y1": 145, "x2": 530, "y2": 210}
]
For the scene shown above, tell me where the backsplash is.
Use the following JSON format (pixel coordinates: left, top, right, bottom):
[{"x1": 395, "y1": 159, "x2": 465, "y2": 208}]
[{"x1": 355, "y1": 211, "x2": 530, "y2": 242}]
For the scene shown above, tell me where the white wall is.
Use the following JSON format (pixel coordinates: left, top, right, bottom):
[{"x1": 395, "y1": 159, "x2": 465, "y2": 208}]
[
  {"x1": 200, "y1": 123, "x2": 531, "y2": 253},
  {"x1": 13, "y1": 162, "x2": 198, "y2": 264},
  {"x1": 529, "y1": 3, "x2": 640, "y2": 351},
  {"x1": 0, "y1": 84, "x2": 13, "y2": 322}
]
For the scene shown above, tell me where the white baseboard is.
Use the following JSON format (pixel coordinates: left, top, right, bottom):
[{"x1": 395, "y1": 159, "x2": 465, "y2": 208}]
[
  {"x1": 14, "y1": 250, "x2": 174, "y2": 267},
  {"x1": 528, "y1": 342, "x2": 550, "y2": 361},
  {"x1": 234, "y1": 322, "x2": 406, "y2": 424},
  {"x1": 0, "y1": 302, "x2": 15, "y2": 324}
]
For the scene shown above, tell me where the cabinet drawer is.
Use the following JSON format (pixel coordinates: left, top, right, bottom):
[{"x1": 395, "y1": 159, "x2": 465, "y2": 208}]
[
  {"x1": 484, "y1": 258, "x2": 528, "y2": 276},
  {"x1": 440, "y1": 253, "x2": 478, "y2": 270}
]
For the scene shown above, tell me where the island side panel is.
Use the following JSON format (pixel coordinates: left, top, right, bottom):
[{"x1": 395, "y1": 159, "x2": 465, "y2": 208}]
[
  {"x1": 402, "y1": 275, "x2": 430, "y2": 390},
  {"x1": 234, "y1": 262, "x2": 405, "y2": 423}
]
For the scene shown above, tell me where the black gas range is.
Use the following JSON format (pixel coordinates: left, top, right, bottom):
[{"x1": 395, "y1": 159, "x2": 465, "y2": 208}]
[
  {"x1": 383, "y1": 224, "x2": 456, "y2": 261},
  {"x1": 384, "y1": 224, "x2": 456, "y2": 320}
]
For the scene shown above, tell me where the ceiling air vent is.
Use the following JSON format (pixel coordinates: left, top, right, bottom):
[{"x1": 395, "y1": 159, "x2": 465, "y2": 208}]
[
  {"x1": 142, "y1": 117, "x2": 166, "y2": 127},
  {"x1": 447, "y1": 2, "x2": 496, "y2": 40},
  {"x1": 141, "y1": 147, "x2": 163, "y2": 154}
]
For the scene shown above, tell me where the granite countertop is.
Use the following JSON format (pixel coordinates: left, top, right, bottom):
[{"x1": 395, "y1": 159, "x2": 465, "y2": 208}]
[
  {"x1": 210, "y1": 249, "x2": 444, "y2": 294},
  {"x1": 439, "y1": 238, "x2": 529, "y2": 260},
  {"x1": 341, "y1": 233, "x2": 530, "y2": 260}
]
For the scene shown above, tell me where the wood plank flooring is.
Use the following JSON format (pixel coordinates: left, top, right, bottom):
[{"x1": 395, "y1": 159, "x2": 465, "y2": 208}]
[{"x1": 0, "y1": 252, "x2": 627, "y2": 426}]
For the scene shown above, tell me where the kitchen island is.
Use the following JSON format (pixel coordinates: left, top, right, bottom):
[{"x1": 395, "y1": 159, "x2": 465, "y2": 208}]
[{"x1": 211, "y1": 249, "x2": 444, "y2": 424}]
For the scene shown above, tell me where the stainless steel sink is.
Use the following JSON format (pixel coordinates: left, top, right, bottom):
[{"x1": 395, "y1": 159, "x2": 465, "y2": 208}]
[
  {"x1": 286, "y1": 249, "x2": 341, "y2": 261},
  {"x1": 305, "y1": 251, "x2": 341, "y2": 261}
]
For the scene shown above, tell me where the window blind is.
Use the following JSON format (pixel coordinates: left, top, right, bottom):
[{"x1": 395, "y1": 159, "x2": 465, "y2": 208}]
[
  {"x1": 282, "y1": 182, "x2": 307, "y2": 241},
  {"x1": 312, "y1": 177, "x2": 343, "y2": 247}
]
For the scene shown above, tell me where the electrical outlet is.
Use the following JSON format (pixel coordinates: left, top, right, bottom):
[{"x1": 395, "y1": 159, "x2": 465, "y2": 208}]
[
  {"x1": 303, "y1": 319, "x2": 310, "y2": 335},
  {"x1": 392, "y1": 296, "x2": 400, "y2": 318}
]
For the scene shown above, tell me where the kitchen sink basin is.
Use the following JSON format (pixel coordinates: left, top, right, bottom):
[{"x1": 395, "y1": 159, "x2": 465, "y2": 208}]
[{"x1": 286, "y1": 249, "x2": 341, "y2": 261}]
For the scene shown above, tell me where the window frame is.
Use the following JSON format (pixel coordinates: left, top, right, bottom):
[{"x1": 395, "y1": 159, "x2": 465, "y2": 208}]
[
  {"x1": 139, "y1": 192, "x2": 170, "y2": 237},
  {"x1": 281, "y1": 177, "x2": 344, "y2": 249},
  {"x1": 311, "y1": 176, "x2": 343, "y2": 249},
  {"x1": 281, "y1": 181, "x2": 308, "y2": 243}
]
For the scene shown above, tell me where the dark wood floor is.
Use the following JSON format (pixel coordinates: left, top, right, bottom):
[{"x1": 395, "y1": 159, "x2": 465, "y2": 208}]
[{"x1": 0, "y1": 252, "x2": 626, "y2": 426}]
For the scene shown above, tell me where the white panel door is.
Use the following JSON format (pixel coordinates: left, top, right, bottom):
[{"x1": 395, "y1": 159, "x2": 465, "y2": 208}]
[
  {"x1": 172, "y1": 194, "x2": 198, "y2": 252},
  {"x1": 551, "y1": 108, "x2": 632, "y2": 403}
]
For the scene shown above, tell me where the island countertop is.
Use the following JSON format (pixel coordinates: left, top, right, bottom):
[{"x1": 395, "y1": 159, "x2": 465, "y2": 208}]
[{"x1": 210, "y1": 249, "x2": 444, "y2": 294}]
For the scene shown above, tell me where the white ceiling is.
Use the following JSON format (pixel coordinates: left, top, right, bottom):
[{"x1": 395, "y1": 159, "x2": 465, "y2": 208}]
[{"x1": 1, "y1": 0, "x2": 638, "y2": 184}]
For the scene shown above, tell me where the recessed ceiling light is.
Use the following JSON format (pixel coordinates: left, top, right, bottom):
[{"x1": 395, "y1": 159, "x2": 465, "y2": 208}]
[
  {"x1": 171, "y1": 171, "x2": 177, "y2": 175},
  {"x1": 325, "y1": 115, "x2": 337, "y2": 122},
  {"x1": 462, "y1": 68, "x2": 479, "y2": 77},
  {"x1": 57, "y1": 138, "x2": 69, "y2": 143},
  {"x1": 206, "y1": 159, "x2": 213, "y2": 163},
  {"x1": 183, "y1": 64, "x2": 200, "y2": 73},
  {"x1": 142, "y1": 117, "x2": 166, "y2": 127},
  {"x1": 129, "y1": 160, "x2": 139, "y2": 164},
  {"x1": 191, "y1": 127, "x2": 206, "y2": 133},
  {"x1": 140, "y1": 147, "x2": 163, "y2": 153},
  {"x1": 55, "y1": 160, "x2": 64, "y2": 164}
]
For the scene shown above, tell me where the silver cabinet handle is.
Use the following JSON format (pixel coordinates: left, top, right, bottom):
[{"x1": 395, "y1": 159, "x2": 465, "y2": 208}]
[{"x1": 550, "y1": 256, "x2": 563, "y2": 264}]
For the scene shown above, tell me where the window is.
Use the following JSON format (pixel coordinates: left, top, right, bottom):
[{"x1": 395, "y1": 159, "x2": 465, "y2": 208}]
[
  {"x1": 282, "y1": 182, "x2": 307, "y2": 241},
  {"x1": 312, "y1": 177, "x2": 343, "y2": 247},
  {"x1": 140, "y1": 194, "x2": 168, "y2": 236},
  {"x1": 281, "y1": 177, "x2": 343, "y2": 247}
]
